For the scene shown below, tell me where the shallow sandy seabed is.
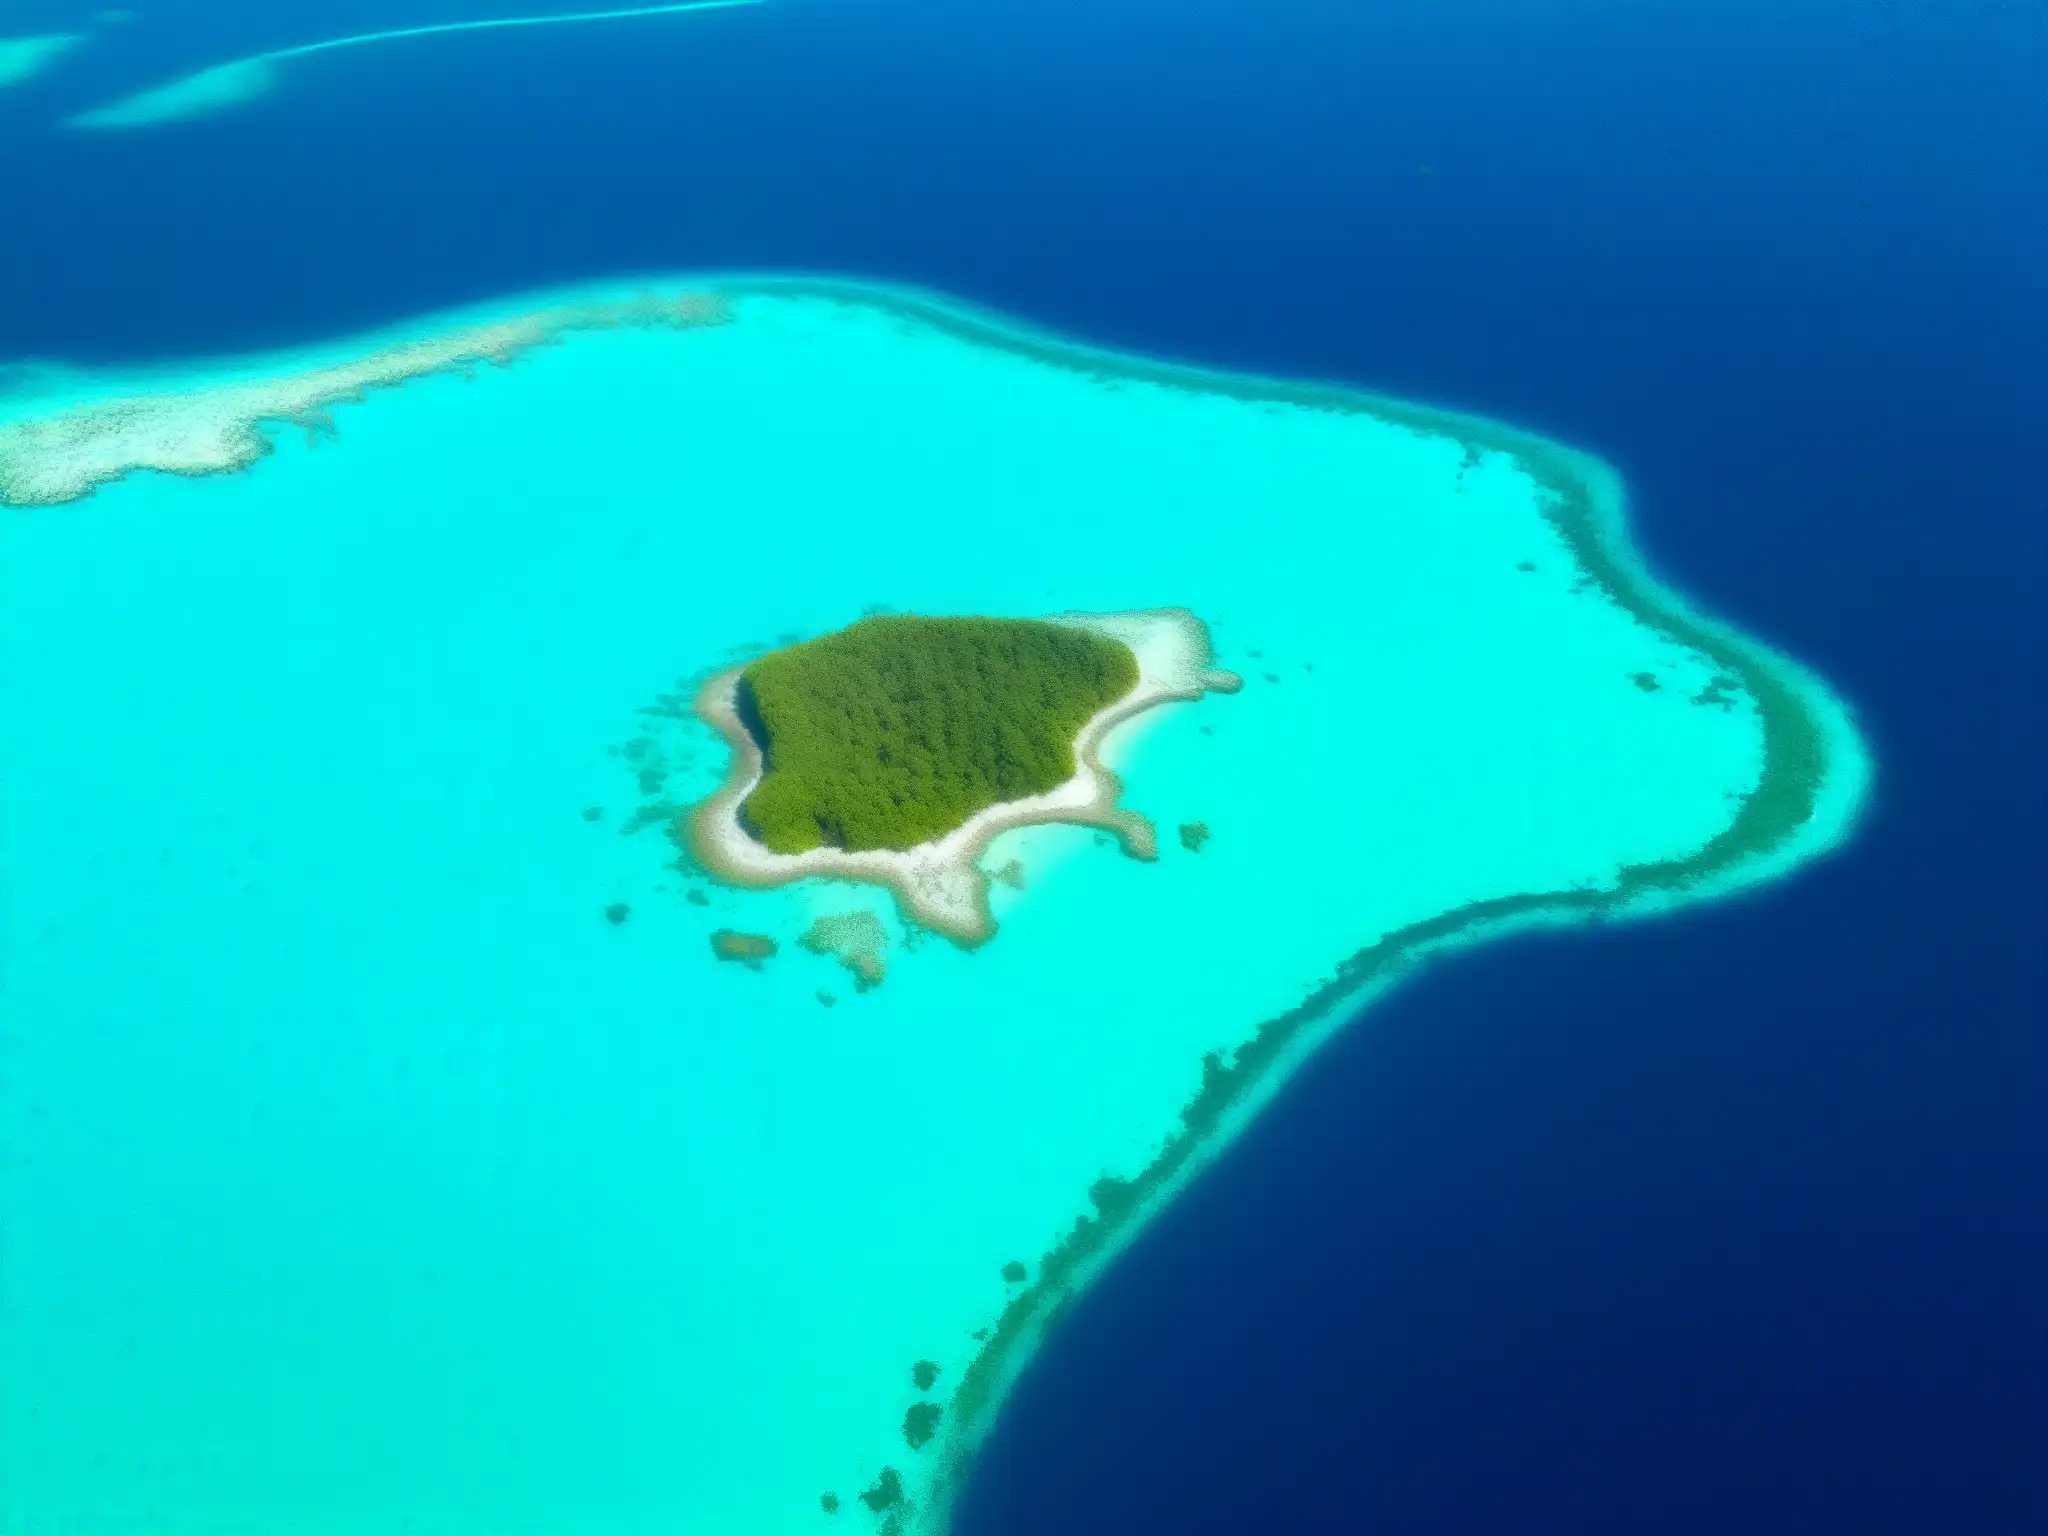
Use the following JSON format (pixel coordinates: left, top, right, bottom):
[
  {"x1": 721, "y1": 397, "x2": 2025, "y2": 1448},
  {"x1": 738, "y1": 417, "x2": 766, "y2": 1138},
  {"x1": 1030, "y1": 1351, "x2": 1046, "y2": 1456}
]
[
  {"x1": 0, "y1": 32, "x2": 82, "y2": 89},
  {"x1": 0, "y1": 276, "x2": 1870, "y2": 1536}
]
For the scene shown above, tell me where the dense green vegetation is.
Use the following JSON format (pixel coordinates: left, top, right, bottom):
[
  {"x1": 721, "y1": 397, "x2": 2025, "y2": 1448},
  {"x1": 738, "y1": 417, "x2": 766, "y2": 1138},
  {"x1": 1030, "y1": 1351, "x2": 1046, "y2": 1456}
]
[{"x1": 737, "y1": 616, "x2": 1139, "y2": 854}]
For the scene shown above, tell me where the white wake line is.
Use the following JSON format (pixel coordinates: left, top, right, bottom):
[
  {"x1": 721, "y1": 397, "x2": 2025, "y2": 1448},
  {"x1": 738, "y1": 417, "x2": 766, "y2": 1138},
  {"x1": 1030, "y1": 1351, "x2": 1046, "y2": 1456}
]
[
  {"x1": 266, "y1": 0, "x2": 767, "y2": 62},
  {"x1": 65, "y1": 0, "x2": 766, "y2": 130}
]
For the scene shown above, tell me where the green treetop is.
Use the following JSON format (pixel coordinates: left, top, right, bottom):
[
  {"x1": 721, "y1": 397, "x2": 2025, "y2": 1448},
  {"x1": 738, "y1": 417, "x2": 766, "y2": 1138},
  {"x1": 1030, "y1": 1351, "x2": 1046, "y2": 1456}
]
[{"x1": 737, "y1": 615, "x2": 1139, "y2": 854}]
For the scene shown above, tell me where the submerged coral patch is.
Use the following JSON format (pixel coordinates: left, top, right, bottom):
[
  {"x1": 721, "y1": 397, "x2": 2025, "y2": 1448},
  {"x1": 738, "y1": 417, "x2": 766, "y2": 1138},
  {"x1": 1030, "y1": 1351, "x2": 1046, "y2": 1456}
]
[
  {"x1": 709, "y1": 929, "x2": 776, "y2": 967},
  {"x1": 799, "y1": 911, "x2": 890, "y2": 991}
]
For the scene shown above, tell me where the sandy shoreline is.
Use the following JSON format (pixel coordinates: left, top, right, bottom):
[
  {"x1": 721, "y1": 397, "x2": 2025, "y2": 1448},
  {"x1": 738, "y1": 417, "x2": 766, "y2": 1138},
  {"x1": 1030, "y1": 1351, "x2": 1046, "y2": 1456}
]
[{"x1": 682, "y1": 608, "x2": 1241, "y2": 945}]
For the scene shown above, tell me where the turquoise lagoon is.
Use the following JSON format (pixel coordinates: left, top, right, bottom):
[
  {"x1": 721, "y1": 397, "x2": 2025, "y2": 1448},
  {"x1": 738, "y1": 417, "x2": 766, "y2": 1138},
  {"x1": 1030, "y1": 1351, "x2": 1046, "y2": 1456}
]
[{"x1": 0, "y1": 279, "x2": 1868, "y2": 1535}]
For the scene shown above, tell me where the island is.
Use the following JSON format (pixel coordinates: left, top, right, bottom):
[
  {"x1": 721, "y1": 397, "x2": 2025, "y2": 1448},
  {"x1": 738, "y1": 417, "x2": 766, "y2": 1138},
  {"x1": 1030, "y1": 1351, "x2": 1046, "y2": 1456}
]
[{"x1": 684, "y1": 609, "x2": 1240, "y2": 944}]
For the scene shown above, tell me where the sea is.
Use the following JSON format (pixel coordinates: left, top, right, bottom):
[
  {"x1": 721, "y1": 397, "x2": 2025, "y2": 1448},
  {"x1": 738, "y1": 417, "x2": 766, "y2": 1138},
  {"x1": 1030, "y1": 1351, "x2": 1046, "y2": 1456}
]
[{"x1": 2, "y1": 1, "x2": 2043, "y2": 1533}]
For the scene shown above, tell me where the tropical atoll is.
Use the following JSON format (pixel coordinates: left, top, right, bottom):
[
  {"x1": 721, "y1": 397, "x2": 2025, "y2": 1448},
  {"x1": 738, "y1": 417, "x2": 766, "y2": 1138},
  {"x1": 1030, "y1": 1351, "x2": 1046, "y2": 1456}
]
[
  {"x1": 687, "y1": 606, "x2": 1240, "y2": 944},
  {"x1": 738, "y1": 615, "x2": 1140, "y2": 854},
  {"x1": 0, "y1": 278, "x2": 1870, "y2": 1536}
]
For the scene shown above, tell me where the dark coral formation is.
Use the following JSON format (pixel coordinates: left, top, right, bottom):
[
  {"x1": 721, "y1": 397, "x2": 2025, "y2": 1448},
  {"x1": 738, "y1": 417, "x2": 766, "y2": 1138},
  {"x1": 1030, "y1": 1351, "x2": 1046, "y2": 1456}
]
[
  {"x1": 1694, "y1": 673, "x2": 1742, "y2": 710},
  {"x1": 709, "y1": 929, "x2": 777, "y2": 968},
  {"x1": 858, "y1": 1468, "x2": 905, "y2": 1514},
  {"x1": 901, "y1": 1402, "x2": 941, "y2": 1451}
]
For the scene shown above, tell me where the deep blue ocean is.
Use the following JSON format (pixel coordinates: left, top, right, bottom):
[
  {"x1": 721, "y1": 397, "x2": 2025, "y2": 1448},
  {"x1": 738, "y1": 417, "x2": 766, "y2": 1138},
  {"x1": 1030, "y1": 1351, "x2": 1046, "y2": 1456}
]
[{"x1": 4, "y1": 0, "x2": 2043, "y2": 1530}]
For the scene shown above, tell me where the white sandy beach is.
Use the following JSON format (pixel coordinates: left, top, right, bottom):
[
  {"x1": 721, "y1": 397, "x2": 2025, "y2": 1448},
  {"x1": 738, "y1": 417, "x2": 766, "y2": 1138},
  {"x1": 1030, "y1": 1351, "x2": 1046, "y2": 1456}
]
[{"x1": 686, "y1": 608, "x2": 1243, "y2": 944}]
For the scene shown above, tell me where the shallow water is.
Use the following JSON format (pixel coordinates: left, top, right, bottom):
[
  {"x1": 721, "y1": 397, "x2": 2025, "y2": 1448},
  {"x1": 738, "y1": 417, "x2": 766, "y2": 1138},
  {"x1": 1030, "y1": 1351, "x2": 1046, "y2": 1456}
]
[{"x1": 0, "y1": 32, "x2": 81, "y2": 91}]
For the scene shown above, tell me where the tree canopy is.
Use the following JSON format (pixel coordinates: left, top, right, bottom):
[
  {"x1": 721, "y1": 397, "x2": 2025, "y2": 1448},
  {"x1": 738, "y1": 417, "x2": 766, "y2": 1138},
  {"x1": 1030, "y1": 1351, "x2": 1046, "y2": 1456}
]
[{"x1": 737, "y1": 615, "x2": 1139, "y2": 854}]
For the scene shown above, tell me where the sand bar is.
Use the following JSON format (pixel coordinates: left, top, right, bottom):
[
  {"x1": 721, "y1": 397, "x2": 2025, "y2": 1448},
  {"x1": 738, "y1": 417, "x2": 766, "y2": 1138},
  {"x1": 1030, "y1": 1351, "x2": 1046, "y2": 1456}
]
[{"x1": 0, "y1": 290, "x2": 730, "y2": 507}]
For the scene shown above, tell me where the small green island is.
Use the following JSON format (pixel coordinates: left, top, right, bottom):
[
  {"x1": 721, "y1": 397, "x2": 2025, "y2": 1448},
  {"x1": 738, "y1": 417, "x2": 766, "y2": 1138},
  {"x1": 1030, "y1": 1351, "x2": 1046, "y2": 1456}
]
[
  {"x1": 684, "y1": 608, "x2": 1240, "y2": 944},
  {"x1": 737, "y1": 615, "x2": 1138, "y2": 854}
]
